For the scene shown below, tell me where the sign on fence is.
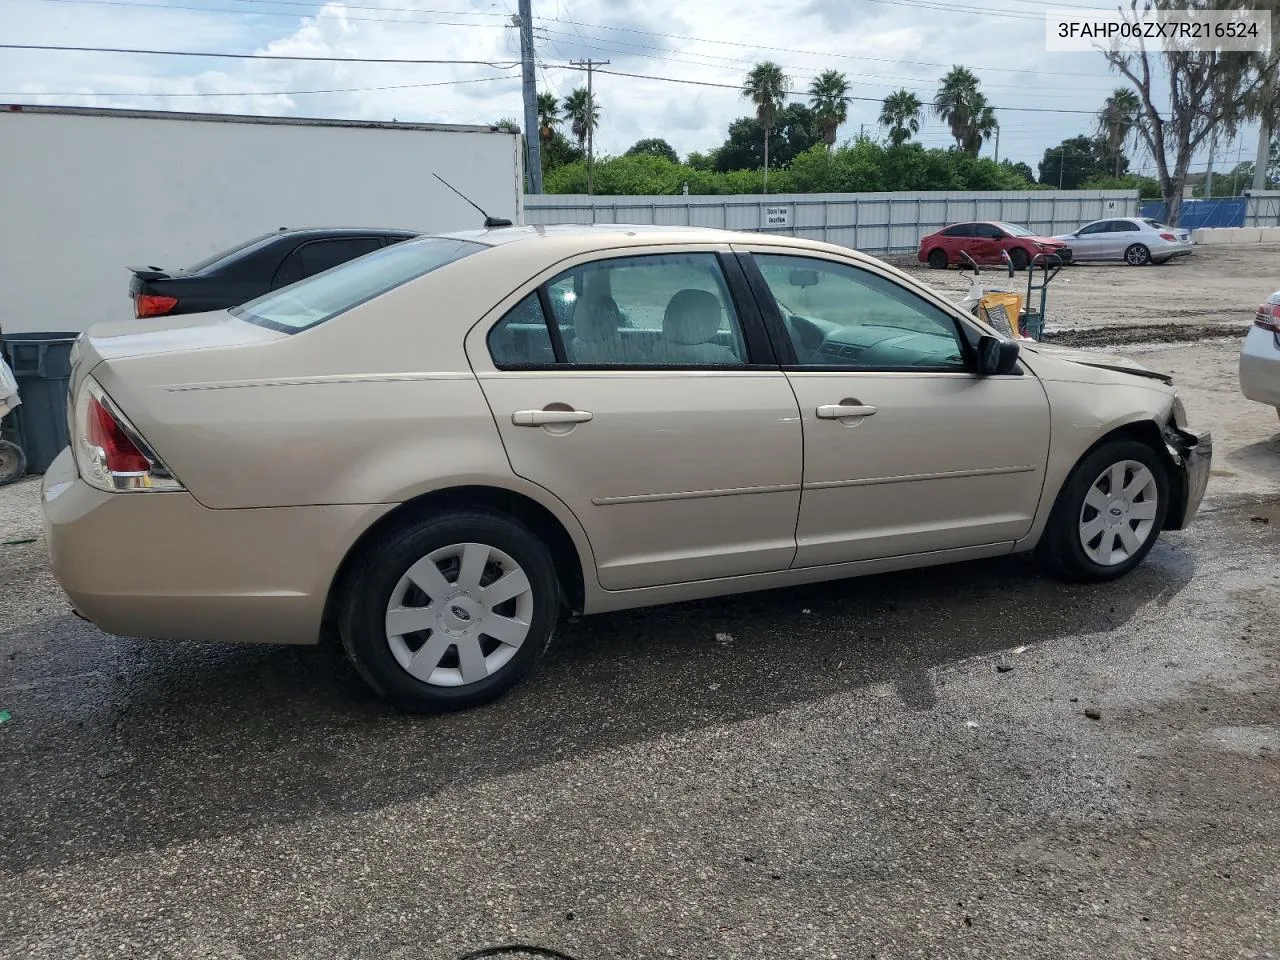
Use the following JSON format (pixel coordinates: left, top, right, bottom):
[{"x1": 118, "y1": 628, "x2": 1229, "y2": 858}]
[
  {"x1": 764, "y1": 205, "x2": 791, "y2": 227},
  {"x1": 1104, "y1": 199, "x2": 1118, "y2": 213}
]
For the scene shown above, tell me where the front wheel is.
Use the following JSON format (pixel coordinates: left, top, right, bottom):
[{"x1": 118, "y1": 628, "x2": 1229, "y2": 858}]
[
  {"x1": 338, "y1": 510, "x2": 560, "y2": 713},
  {"x1": 1124, "y1": 243, "x2": 1151, "y2": 266},
  {"x1": 1037, "y1": 440, "x2": 1170, "y2": 582},
  {"x1": 0, "y1": 439, "x2": 25, "y2": 485}
]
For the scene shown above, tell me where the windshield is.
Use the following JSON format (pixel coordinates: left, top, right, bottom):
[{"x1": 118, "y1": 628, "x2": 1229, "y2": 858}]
[
  {"x1": 233, "y1": 236, "x2": 486, "y2": 333},
  {"x1": 995, "y1": 222, "x2": 1036, "y2": 237}
]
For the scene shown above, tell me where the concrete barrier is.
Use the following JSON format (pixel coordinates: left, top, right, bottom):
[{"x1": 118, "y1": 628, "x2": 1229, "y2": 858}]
[{"x1": 1191, "y1": 227, "x2": 1270, "y2": 245}]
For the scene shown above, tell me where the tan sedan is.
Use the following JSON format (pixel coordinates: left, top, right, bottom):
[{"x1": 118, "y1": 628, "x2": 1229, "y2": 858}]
[{"x1": 43, "y1": 225, "x2": 1212, "y2": 712}]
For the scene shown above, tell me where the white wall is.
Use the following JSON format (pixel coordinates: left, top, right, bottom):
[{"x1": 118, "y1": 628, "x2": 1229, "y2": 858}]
[{"x1": 0, "y1": 108, "x2": 523, "y2": 334}]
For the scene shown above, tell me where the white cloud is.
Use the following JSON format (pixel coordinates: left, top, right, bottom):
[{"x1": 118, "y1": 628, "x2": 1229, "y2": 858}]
[{"x1": 0, "y1": 0, "x2": 1245, "y2": 177}]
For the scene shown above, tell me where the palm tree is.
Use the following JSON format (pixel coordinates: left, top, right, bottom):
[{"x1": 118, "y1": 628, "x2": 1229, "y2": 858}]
[
  {"x1": 1097, "y1": 87, "x2": 1141, "y2": 177},
  {"x1": 961, "y1": 99, "x2": 998, "y2": 156},
  {"x1": 741, "y1": 61, "x2": 790, "y2": 192},
  {"x1": 563, "y1": 87, "x2": 598, "y2": 150},
  {"x1": 809, "y1": 70, "x2": 850, "y2": 149},
  {"x1": 536, "y1": 91, "x2": 561, "y2": 146},
  {"x1": 879, "y1": 88, "x2": 922, "y2": 147},
  {"x1": 934, "y1": 66, "x2": 980, "y2": 152}
]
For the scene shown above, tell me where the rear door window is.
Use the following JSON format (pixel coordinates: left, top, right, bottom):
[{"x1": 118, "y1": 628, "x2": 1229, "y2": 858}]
[{"x1": 298, "y1": 238, "x2": 384, "y2": 277}]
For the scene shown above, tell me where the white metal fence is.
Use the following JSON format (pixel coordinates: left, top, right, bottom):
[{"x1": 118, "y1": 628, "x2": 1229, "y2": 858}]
[
  {"x1": 525, "y1": 190, "x2": 1141, "y2": 254},
  {"x1": 1246, "y1": 191, "x2": 1280, "y2": 227}
]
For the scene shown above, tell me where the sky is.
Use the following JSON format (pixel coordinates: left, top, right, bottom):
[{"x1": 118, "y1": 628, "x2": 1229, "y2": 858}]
[{"x1": 0, "y1": 0, "x2": 1265, "y2": 180}]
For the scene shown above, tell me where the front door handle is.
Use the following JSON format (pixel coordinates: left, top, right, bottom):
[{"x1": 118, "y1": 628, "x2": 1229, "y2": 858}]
[
  {"x1": 816, "y1": 403, "x2": 878, "y2": 420},
  {"x1": 512, "y1": 408, "x2": 594, "y2": 427}
]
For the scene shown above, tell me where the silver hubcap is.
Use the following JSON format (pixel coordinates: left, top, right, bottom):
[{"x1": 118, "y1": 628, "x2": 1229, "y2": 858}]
[
  {"x1": 385, "y1": 542, "x2": 534, "y2": 688},
  {"x1": 1126, "y1": 246, "x2": 1147, "y2": 264},
  {"x1": 1079, "y1": 460, "x2": 1159, "y2": 566}
]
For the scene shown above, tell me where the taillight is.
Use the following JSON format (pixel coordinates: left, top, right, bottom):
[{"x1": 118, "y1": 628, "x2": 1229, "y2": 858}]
[
  {"x1": 1159, "y1": 232, "x2": 1177, "y2": 242},
  {"x1": 134, "y1": 293, "x2": 178, "y2": 318},
  {"x1": 73, "y1": 377, "x2": 182, "y2": 492},
  {"x1": 1256, "y1": 301, "x2": 1280, "y2": 333}
]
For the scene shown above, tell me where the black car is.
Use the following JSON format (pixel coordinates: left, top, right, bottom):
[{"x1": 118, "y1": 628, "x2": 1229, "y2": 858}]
[{"x1": 128, "y1": 227, "x2": 419, "y2": 318}]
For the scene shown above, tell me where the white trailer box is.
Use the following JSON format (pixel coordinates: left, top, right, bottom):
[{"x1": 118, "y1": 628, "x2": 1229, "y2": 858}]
[{"x1": 0, "y1": 104, "x2": 524, "y2": 336}]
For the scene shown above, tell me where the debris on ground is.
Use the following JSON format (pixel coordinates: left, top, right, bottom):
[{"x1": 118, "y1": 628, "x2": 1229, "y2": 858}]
[
  {"x1": 0, "y1": 709, "x2": 11, "y2": 725},
  {"x1": 1084, "y1": 708, "x2": 1102, "y2": 721}
]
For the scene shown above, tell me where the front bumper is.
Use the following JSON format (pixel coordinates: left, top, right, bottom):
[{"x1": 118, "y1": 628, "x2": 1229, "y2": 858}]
[
  {"x1": 1164, "y1": 428, "x2": 1212, "y2": 531},
  {"x1": 41, "y1": 447, "x2": 391, "y2": 645}
]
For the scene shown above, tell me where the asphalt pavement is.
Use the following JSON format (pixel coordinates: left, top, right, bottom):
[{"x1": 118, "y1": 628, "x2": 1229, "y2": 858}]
[{"x1": 2, "y1": 469, "x2": 1279, "y2": 958}]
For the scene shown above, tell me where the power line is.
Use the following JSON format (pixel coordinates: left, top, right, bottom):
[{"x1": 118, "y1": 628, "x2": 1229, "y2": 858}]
[
  {"x1": 0, "y1": 74, "x2": 517, "y2": 99},
  {"x1": 39, "y1": 0, "x2": 511, "y2": 16},
  {"x1": 37, "y1": 0, "x2": 508, "y2": 28},
  {"x1": 0, "y1": 42, "x2": 521, "y2": 66}
]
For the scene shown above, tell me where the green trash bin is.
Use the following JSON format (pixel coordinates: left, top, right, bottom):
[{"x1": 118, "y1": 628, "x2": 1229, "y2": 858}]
[{"x1": 1, "y1": 332, "x2": 79, "y2": 475}]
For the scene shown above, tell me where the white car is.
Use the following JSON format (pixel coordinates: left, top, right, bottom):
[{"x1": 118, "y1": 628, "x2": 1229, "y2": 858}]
[
  {"x1": 1240, "y1": 289, "x2": 1280, "y2": 420},
  {"x1": 1054, "y1": 217, "x2": 1193, "y2": 266}
]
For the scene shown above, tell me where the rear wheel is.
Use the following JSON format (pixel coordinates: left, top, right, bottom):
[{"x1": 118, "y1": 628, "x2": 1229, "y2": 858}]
[
  {"x1": 0, "y1": 440, "x2": 25, "y2": 486},
  {"x1": 1008, "y1": 247, "x2": 1030, "y2": 271},
  {"x1": 1124, "y1": 243, "x2": 1151, "y2": 266},
  {"x1": 927, "y1": 248, "x2": 948, "y2": 269},
  {"x1": 339, "y1": 510, "x2": 560, "y2": 713},
  {"x1": 1037, "y1": 439, "x2": 1169, "y2": 582}
]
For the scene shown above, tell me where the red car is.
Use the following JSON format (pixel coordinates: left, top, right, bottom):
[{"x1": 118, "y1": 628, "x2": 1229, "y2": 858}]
[{"x1": 918, "y1": 221, "x2": 1070, "y2": 271}]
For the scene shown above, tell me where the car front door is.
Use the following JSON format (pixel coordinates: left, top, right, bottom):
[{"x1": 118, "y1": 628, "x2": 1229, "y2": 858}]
[
  {"x1": 739, "y1": 248, "x2": 1051, "y2": 567},
  {"x1": 466, "y1": 247, "x2": 803, "y2": 591},
  {"x1": 1069, "y1": 221, "x2": 1110, "y2": 260}
]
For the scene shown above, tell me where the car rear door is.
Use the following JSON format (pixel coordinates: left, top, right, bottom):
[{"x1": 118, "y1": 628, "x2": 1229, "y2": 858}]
[
  {"x1": 465, "y1": 245, "x2": 803, "y2": 591},
  {"x1": 1104, "y1": 220, "x2": 1141, "y2": 259},
  {"x1": 736, "y1": 246, "x2": 1051, "y2": 567}
]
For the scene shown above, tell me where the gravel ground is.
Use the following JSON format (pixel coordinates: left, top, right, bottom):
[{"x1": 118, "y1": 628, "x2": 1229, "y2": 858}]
[{"x1": 2, "y1": 245, "x2": 1278, "y2": 960}]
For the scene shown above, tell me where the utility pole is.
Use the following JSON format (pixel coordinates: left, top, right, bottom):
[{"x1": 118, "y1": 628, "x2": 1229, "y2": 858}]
[
  {"x1": 570, "y1": 58, "x2": 609, "y2": 195},
  {"x1": 1204, "y1": 129, "x2": 1217, "y2": 199},
  {"x1": 994, "y1": 126, "x2": 1000, "y2": 163},
  {"x1": 516, "y1": 0, "x2": 542, "y2": 194}
]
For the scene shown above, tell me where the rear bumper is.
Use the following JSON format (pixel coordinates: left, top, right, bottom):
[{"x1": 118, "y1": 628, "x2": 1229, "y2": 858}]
[
  {"x1": 41, "y1": 447, "x2": 392, "y2": 645},
  {"x1": 1164, "y1": 429, "x2": 1212, "y2": 531},
  {"x1": 1239, "y1": 326, "x2": 1280, "y2": 408},
  {"x1": 1154, "y1": 242, "x2": 1194, "y2": 260}
]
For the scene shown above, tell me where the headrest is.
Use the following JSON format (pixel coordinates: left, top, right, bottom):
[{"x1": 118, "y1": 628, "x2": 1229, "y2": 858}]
[
  {"x1": 663, "y1": 289, "x2": 723, "y2": 345},
  {"x1": 573, "y1": 296, "x2": 622, "y2": 343}
]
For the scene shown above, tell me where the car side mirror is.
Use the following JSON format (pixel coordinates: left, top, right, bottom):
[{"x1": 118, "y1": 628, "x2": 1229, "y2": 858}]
[{"x1": 977, "y1": 335, "x2": 1020, "y2": 376}]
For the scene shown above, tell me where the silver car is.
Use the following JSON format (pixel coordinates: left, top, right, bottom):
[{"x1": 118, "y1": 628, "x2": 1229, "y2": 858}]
[
  {"x1": 1240, "y1": 288, "x2": 1280, "y2": 420},
  {"x1": 1054, "y1": 217, "x2": 1193, "y2": 266}
]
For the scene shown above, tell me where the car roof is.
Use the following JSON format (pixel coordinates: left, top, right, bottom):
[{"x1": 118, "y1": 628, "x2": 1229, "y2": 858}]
[
  {"x1": 431, "y1": 222, "x2": 868, "y2": 259},
  {"x1": 272, "y1": 227, "x2": 420, "y2": 238}
]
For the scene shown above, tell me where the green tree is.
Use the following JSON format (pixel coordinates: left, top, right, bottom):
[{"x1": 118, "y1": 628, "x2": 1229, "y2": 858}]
[
  {"x1": 1096, "y1": 88, "x2": 1141, "y2": 178},
  {"x1": 741, "y1": 61, "x2": 790, "y2": 191},
  {"x1": 624, "y1": 138, "x2": 679, "y2": 163},
  {"x1": 933, "y1": 66, "x2": 997, "y2": 156},
  {"x1": 493, "y1": 117, "x2": 521, "y2": 134},
  {"x1": 879, "y1": 88, "x2": 922, "y2": 147},
  {"x1": 999, "y1": 159, "x2": 1036, "y2": 184},
  {"x1": 536, "y1": 91, "x2": 561, "y2": 146},
  {"x1": 808, "y1": 69, "x2": 850, "y2": 149},
  {"x1": 562, "y1": 87, "x2": 599, "y2": 150},
  {"x1": 1038, "y1": 135, "x2": 1122, "y2": 189},
  {"x1": 714, "y1": 103, "x2": 821, "y2": 173}
]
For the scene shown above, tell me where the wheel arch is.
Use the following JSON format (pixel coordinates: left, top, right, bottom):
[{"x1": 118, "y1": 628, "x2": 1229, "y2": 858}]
[{"x1": 321, "y1": 483, "x2": 592, "y2": 644}]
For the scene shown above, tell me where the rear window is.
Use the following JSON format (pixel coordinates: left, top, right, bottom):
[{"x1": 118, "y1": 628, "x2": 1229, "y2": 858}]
[
  {"x1": 232, "y1": 237, "x2": 486, "y2": 333},
  {"x1": 185, "y1": 232, "x2": 280, "y2": 273}
]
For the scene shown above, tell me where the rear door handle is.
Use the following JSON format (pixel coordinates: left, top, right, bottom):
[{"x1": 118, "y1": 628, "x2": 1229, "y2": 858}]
[
  {"x1": 816, "y1": 403, "x2": 878, "y2": 419},
  {"x1": 512, "y1": 408, "x2": 593, "y2": 426}
]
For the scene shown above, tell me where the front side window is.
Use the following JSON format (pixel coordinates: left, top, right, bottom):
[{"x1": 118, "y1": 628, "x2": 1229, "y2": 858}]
[
  {"x1": 1078, "y1": 222, "x2": 1108, "y2": 236},
  {"x1": 234, "y1": 236, "x2": 485, "y2": 333},
  {"x1": 754, "y1": 254, "x2": 966, "y2": 371},
  {"x1": 546, "y1": 253, "x2": 747, "y2": 367}
]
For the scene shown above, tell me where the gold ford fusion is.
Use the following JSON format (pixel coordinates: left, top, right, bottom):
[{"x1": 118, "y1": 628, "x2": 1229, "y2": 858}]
[{"x1": 42, "y1": 225, "x2": 1212, "y2": 712}]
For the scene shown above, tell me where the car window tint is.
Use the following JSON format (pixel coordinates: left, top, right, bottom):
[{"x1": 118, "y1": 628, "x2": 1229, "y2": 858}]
[
  {"x1": 271, "y1": 248, "x2": 305, "y2": 289},
  {"x1": 977, "y1": 224, "x2": 1004, "y2": 239},
  {"x1": 1110, "y1": 220, "x2": 1140, "y2": 233},
  {"x1": 234, "y1": 236, "x2": 485, "y2": 333},
  {"x1": 298, "y1": 238, "x2": 384, "y2": 276},
  {"x1": 1078, "y1": 222, "x2": 1108, "y2": 235},
  {"x1": 185, "y1": 232, "x2": 279, "y2": 273},
  {"x1": 488, "y1": 293, "x2": 556, "y2": 367},
  {"x1": 1142, "y1": 218, "x2": 1167, "y2": 229},
  {"x1": 942, "y1": 224, "x2": 972, "y2": 237},
  {"x1": 754, "y1": 254, "x2": 966, "y2": 371},
  {"x1": 544, "y1": 253, "x2": 747, "y2": 367}
]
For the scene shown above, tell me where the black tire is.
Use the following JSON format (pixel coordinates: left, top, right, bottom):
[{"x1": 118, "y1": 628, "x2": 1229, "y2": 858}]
[
  {"x1": 1124, "y1": 243, "x2": 1151, "y2": 266},
  {"x1": 0, "y1": 440, "x2": 26, "y2": 486},
  {"x1": 927, "y1": 248, "x2": 948, "y2": 269},
  {"x1": 1008, "y1": 247, "x2": 1030, "y2": 271},
  {"x1": 1036, "y1": 439, "x2": 1170, "y2": 583},
  {"x1": 338, "y1": 510, "x2": 560, "y2": 713}
]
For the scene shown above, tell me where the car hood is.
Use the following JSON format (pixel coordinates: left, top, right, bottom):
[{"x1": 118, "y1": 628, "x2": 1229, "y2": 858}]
[{"x1": 1017, "y1": 340, "x2": 1174, "y2": 386}]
